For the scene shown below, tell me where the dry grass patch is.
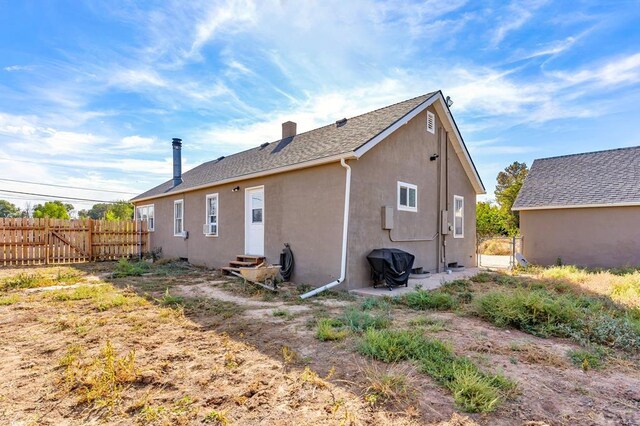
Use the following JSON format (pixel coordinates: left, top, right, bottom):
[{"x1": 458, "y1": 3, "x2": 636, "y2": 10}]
[
  {"x1": 360, "y1": 362, "x2": 415, "y2": 408},
  {"x1": 59, "y1": 340, "x2": 139, "y2": 411},
  {"x1": 468, "y1": 340, "x2": 568, "y2": 368},
  {"x1": 0, "y1": 267, "x2": 85, "y2": 291}
]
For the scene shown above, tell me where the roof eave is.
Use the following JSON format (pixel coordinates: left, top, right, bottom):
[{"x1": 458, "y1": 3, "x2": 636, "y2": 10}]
[
  {"x1": 130, "y1": 152, "x2": 357, "y2": 204},
  {"x1": 513, "y1": 201, "x2": 640, "y2": 211},
  {"x1": 353, "y1": 91, "x2": 486, "y2": 195}
]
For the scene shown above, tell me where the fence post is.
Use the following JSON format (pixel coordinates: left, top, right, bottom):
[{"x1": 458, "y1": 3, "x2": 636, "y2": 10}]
[
  {"x1": 44, "y1": 218, "x2": 50, "y2": 265},
  {"x1": 87, "y1": 218, "x2": 93, "y2": 261}
]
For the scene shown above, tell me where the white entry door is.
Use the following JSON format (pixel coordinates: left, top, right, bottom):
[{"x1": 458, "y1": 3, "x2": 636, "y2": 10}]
[{"x1": 245, "y1": 186, "x2": 264, "y2": 256}]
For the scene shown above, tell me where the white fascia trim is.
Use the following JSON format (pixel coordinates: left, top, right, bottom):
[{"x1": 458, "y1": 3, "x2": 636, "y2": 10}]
[
  {"x1": 353, "y1": 92, "x2": 485, "y2": 195},
  {"x1": 354, "y1": 93, "x2": 439, "y2": 158},
  {"x1": 132, "y1": 152, "x2": 356, "y2": 203},
  {"x1": 514, "y1": 202, "x2": 640, "y2": 211},
  {"x1": 435, "y1": 93, "x2": 486, "y2": 195}
]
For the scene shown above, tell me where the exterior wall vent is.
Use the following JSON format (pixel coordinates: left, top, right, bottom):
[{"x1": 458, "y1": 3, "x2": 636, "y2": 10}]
[{"x1": 426, "y1": 111, "x2": 435, "y2": 134}]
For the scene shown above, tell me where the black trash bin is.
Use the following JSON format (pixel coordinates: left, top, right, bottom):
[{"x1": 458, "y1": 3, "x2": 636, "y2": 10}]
[{"x1": 366, "y1": 248, "x2": 415, "y2": 291}]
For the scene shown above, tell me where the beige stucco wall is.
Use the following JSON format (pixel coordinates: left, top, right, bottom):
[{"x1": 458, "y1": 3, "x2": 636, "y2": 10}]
[
  {"x1": 136, "y1": 108, "x2": 479, "y2": 290},
  {"x1": 345, "y1": 107, "x2": 477, "y2": 289},
  {"x1": 137, "y1": 162, "x2": 346, "y2": 286},
  {"x1": 520, "y1": 206, "x2": 640, "y2": 268}
]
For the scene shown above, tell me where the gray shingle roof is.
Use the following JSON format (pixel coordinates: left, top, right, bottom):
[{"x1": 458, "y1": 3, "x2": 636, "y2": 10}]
[
  {"x1": 513, "y1": 146, "x2": 640, "y2": 210},
  {"x1": 133, "y1": 92, "x2": 437, "y2": 201}
]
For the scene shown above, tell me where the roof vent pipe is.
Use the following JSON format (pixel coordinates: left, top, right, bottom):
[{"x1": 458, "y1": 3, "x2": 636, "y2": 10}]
[{"x1": 172, "y1": 138, "x2": 182, "y2": 187}]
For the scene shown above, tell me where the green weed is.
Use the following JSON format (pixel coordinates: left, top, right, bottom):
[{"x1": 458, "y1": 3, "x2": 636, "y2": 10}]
[
  {"x1": 112, "y1": 258, "x2": 151, "y2": 278},
  {"x1": 0, "y1": 294, "x2": 19, "y2": 305},
  {"x1": 568, "y1": 348, "x2": 605, "y2": 371},
  {"x1": 316, "y1": 318, "x2": 348, "y2": 341},
  {"x1": 341, "y1": 308, "x2": 390, "y2": 332},
  {"x1": 402, "y1": 289, "x2": 457, "y2": 311},
  {"x1": 357, "y1": 329, "x2": 515, "y2": 412}
]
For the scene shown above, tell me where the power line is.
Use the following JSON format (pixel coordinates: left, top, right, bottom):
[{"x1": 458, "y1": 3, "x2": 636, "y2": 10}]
[
  {"x1": 0, "y1": 189, "x2": 122, "y2": 203},
  {"x1": 0, "y1": 177, "x2": 137, "y2": 195},
  {"x1": 0, "y1": 155, "x2": 155, "y2": 178}
]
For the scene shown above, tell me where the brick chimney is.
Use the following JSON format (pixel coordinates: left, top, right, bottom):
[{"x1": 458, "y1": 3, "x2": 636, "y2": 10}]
[{"x1": 282, "y1": 121, "x2": 297, "y2": 139}]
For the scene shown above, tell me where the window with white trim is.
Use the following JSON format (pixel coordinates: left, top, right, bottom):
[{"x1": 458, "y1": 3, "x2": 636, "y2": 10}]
[
  {"x1": 174, "y1": 200, "x2": 184, "y2": 236},
  {"x1": 136, "y1": 204, "x2": 154, "y2": 231},
  {"x1": 453, "y1": 195, "x2": 464, "y2": 238},
  {"x1": 204, "y1": 193, "x2": 218, "y2": 236},
  {"x1": 397, "y1": 181, "x2": 417, "y2": 212},
  {"x1": 426, "y1": 111, "x2": 435, "y2": 134}
]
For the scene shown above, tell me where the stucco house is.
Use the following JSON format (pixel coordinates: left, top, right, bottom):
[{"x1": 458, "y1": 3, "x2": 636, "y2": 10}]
[
  {"x1": 131, "y1": 91, "x2": 485, "y2": 290},
  {"x1": 513, "y1": 146, "x2": 640, "y2": 268}
]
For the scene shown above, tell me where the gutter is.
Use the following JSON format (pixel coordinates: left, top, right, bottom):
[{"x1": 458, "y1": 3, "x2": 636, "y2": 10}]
[
  {"x1": 300, "y1": 158, "x2": 352, "y2": 299},
  {"x1": 131, "y1": 153, "x2": 356, "y2": 204}
]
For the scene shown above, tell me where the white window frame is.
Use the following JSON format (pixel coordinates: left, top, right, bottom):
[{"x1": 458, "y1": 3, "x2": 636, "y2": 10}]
[
  {"x1": 397, "y1": 181, "x2": 418, "y2": 212},
  {"x1": 173, "y1": 200, "x2": 184, "y2": 237},
  {"x1": 204, "y1": 193, "x2": 219, "y2": 237},
  {"x1": 426, "y1": 111, "x2": 435, "y2": 134},
  {"x1": 136, "y1": 204, "x2": 154, "y2": 231},
  {"x1": 453, "y1": 195, "x2": 464, "y2": 238}
]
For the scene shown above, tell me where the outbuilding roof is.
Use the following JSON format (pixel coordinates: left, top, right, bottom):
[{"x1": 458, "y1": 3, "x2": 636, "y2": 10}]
[
  {"x1": 513, "y1": 146, "x2": 640, "y2": 210},
  {"x1": 133, "y1": 91, "x2": 484, "y2": 201}
]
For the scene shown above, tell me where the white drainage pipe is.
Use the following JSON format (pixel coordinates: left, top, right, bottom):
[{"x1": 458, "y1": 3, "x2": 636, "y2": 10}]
[{"x1": 300, "y1": 158, "x2": 351, "y2": 299}]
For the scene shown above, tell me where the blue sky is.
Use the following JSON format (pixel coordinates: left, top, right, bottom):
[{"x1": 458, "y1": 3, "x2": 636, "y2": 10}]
[{"x1": 1, "y1": 0, "x2": 639, "y2": 211}]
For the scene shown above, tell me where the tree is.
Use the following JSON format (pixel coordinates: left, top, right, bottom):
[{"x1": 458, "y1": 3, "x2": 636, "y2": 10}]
[
  {"x1": 0, "y1": 200, "x2": 21, "y2": 218},
  {"x1": 33, "y1": 201, "x2": 73, "y2": 219},
  {"x1": 82, "y1": 201, "x2": 134, "y2": 220},
  {"x1": 83, "y1": 203, "x2": 110, "y2": 219},
  {"x1": 107, "y1": 201, "x2": 134, "y2": 220},
  {"x1": 495, "y1": 161, "x2": 529, "y2": 231},
  {"x1": 476, "y1": 201, "x2": 509, "y2": 237}
]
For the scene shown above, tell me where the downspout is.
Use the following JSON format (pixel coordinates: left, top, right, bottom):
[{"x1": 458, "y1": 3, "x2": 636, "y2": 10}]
[
  {"x1": 436, "y1": 126, "x2": 442, "y2": 273},
  {"x1": 443, "y1": 131, "x2": 450, "y2": 268},
  {"x1": 300, "y1": 158, "x2": 351, "y2": 299}
]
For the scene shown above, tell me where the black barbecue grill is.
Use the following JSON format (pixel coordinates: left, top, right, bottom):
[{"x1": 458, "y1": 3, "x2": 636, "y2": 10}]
[{"x1": 366, "y1": 248, "x2": 415, "y2": 291}]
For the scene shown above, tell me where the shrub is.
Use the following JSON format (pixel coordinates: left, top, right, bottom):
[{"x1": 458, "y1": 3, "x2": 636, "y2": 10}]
[
  {"x1": 316, "y1": 318, "x2": 348, "y2": 341},
  {"x1": 403, "y1": 290, "x2": 457, "y2": 311}
]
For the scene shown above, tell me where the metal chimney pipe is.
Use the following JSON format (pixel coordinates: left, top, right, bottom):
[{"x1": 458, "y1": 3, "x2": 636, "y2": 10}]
[{"x1": 172, "y1": 138, "x2": 182, "y2": 187}]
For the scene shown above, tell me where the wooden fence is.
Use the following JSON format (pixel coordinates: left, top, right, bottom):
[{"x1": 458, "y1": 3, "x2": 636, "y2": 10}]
[{"x1": 0, "y1": 218, "x2": 149, "y2": 266}]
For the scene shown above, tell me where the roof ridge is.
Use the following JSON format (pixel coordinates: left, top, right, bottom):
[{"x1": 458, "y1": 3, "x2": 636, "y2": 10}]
[
  {"x1": 534, "y1": 145, "x2": 640, "y2": 162},
  {"x1": 190, "y1": 92, "x2": 438, "y2": 165}
]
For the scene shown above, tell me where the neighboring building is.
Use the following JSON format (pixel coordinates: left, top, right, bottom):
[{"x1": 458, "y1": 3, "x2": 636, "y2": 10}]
[
  {"x1": 513, "y1": 146, "x2": 640, "y2": 268},
  {"x1": 131, "y1": 91, "x2": 485, "y2": 290}
]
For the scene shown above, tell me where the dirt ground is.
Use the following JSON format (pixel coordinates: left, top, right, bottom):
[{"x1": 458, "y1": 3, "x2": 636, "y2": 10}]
[{"x1": 0, "y1": 261, "x2": 638, "y2": 425}]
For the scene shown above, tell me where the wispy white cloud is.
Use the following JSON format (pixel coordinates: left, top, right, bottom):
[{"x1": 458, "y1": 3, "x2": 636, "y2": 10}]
[
  {"x1": 3, "y1": 65, "x2": 35, "y2": 72},
  {"x1": 551, "y1": 52, "x2": 640, "y2": 86},
  {"x1": 491, "y1": 0, "x2": 549, "y2": 47}
]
